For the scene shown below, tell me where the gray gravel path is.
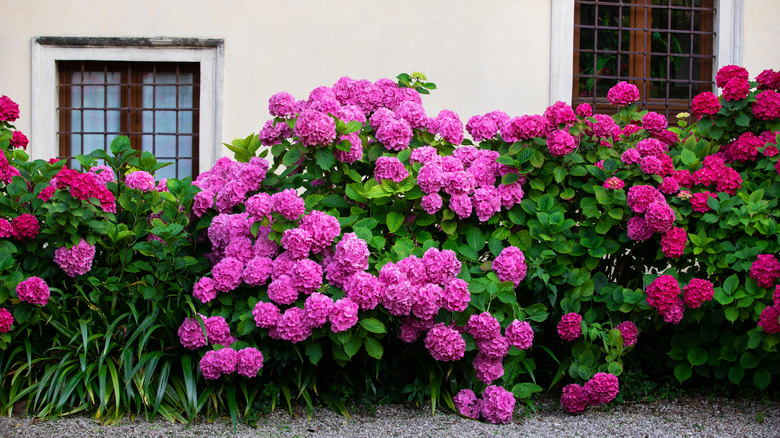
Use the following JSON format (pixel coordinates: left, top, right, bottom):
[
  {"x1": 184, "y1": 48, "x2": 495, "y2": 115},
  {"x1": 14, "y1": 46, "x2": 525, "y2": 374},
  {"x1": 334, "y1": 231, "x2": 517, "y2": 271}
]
[{"x1": 0, "y1": 396, "x2": 777, "y2": 437}]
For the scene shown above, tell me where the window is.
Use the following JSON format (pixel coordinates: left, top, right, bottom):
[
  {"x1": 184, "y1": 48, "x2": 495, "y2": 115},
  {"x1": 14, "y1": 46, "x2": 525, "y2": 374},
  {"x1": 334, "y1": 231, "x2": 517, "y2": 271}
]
[
  {"x1": 31, "y1": 37, "x2": 224, "y2": 179},
  {"x1": 572, "y1": 0, "x2": 716, "y2": 117},
  {"x1": 58, "y1": 61, "x2": 200, "y2": 179}
]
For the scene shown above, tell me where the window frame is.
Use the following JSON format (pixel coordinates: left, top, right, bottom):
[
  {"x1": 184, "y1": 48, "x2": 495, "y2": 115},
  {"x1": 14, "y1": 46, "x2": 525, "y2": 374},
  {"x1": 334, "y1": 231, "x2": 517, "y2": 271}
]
[
  {"x1": 549, "y1": 0, "x2": 744, "y2": 106},
  {"x1": 31, "y1": 37, "x2": 224, "y2": 176}
]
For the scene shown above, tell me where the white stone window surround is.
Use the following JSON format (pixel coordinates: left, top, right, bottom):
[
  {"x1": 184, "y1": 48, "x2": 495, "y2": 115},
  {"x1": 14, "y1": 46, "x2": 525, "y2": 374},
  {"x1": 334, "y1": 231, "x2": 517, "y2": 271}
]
[
  {"x1": 31, "y1": 37, "x2": 224, "y2": 174},
  {"x1": 549, "y1": 0, "x2": 744, "y2": 105}
]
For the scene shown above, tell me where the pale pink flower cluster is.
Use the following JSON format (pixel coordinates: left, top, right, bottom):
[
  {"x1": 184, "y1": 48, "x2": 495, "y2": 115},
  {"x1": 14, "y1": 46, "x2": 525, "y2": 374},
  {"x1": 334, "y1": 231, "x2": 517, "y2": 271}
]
[
  {"x1": 125, "y1": 171, "x2": 156, "y2": 192},
  {"x1": 53, "y1": 239, "x2": 96, "y2": 277}
]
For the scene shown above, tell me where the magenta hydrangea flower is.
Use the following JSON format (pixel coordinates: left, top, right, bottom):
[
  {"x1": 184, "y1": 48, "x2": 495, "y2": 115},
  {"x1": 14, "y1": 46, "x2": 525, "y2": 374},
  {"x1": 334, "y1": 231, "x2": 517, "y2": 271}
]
[
  {"x1": 252, "y1": 301, "x2": 281, "y2": 328},
  {"x1": 716, "y1": 65, "x2": 749, "y2": 88},
  {"x1": 211, "y1": 257, "x2": 244, "y2": 292},
  {"x1": 437, "y1": 110, "x2": 464, "y2": 145},
  {"x1": 243, "y1": 257, "x2": 273, "y2": 286},
  {"x1": 203, "y1": 316, "x2": 235, "y2": 346},
  {"x1": 398, "y1": 316, "x2": 434, "y2": 343},
  {"x1": 199, "y1": 350, "x2": 222, "y2": 380},
  {"x1": 586, "y1": 114, "x2": 618, "y2": 139},
  {"x1": 246, "y1": 193, "x2": 273, "y2": 220},
  {"x1": 544, "y1": 101, "x2": 576, "y2": 127},
  {"x1": 468, "y1": 312, "x2": 501, "y2": 341},
  {"x1": 750, "y1": 254, "x2": 780, "y2": 288},
  {"x1": 374, "y1": 156, "x2": 409, "y2": 183},
  {"x1": 125, "y1": 171, "x2": 156, "y2": 192},
  {"x1": 397, "y1": 255, "x2": 428, "y2": 285},
  {"x1": 271, "y1": 189, "x2": 305, "y2": 220},
  {"x1": 213, "y1": 348, "x2": 239, "y2": 375},
  {"x1": 330, "y1": 297, "x2": 359, "y2": 333},
  {"x1": 584, "y1": 373, "x2": 620, "y2": 406},
  {"x1": 178, "y1": 314, "x2": 208, "y2": 349},
  {"x1": 193, "y1": 277, "x2": 218, "y2": 303},
  {"x1": 442, "y1": 278, "x2": 470, "y2": 312},
  {"x1": 0, "y1": 219, "x2": 12, "y2": 239},
  {"x1": 344, "y1": 271, "x2": 382, "y2": 310},
  {"x1": 477, "y1": 334, "x2": 510, "y2": 359},
  {"x1": 492, "y1": 246, "x2": 528, "y2": 287},
  {"x1": 641, "y1": 112, "x2": 668, "y2": 133},
  {"x1": 422, "y1": 247, "x2": 461, "y2": 285},
  {"x1": 412, "y1": 283, "x2": 443, "y2": 320},
  {"x1": 280, "y1": 228, "x2": 313, "y2": 260},
  {"x1": 691, "y1": 92, "x2": 721, "y2": 119},
  {"x1": 453, "y1": 389, "x2": 480, "y2": 419},
  {"x1": 480, "y1": 385, "x2": 515, "y2": 424},
  {"x1": 0, "y1": 308, "x2": 13, "y2": 333},
  {"x1": 276, "y1": 307, "x2": 312, "y2": 343},
  {"x1": 690, "y1": 191, "x2": 716, "y2": 213},
  {"x1": 644, "y1": 201, "x2": 675, "y2": 233},
  {"x1": 304, "y1": 292, "x2": 334, "y2": 328},
  {"x1": 420, "y1": 193, "x2": 443, "y2": 214},
  {"x1": 472, "y1": 187, "x2": 501, "y2": 222},
  {"x1": 615, "y1": 321, "x2": 638, "y2": 347},
  {"x1": 774, "y1": 285, "x2": 780, "y2": 306},
  {"x1": 466, "y1": 114, "x2": 499, "y2": 142},
  {"x1": 53, "y1": 239, "x2": 96, "y2": 277},
  {"x1": 621, "y1": 148, "x2": 641, "y2": 165},
  {"x1": 449, "y1": 193, "x2": 473, "y2": 219},
  {"x1": 424, "y1": 323, "x2": 466, "y2": 362},
  {"x1": 758, "y1": 305, "x2": 780, "y2": 334},
  {"x1": 0, "y1": 95, "x2": 20, "y2": 122},
  {"x1": 607, "y1": 81, "x2": 640, "y2": 106},
  {"x1": 575, "y1": 103, "x2": 593, "y2": 118},
  {"x1": 295, "y1": 109, "x2": 336, "y2": 147},
  {"x1": 268, "y1": 91, "x2": 298, "y2": 118},
  {"x1": 473, "y1": 352, "x2": 504, "y2": 385},
  {"x1": 498, "y1": 182, "x2": 524, "y2": 209},
  {"x1": 561, "y1": 383, "x2": 589, "y2": 414},
  {"x1": 604, "y1": 177, "x2": 625, "y2": 190},
  {"x1": 722, "y1": 78, "x2": 750, "y2": 101},
  {"x1": 753, "y1": 90, "x2": 780, "y2": 120},
  {"x1": 10, "y1": 214, "x2": 39, "y2": 241},
  {"x1": 646, "y1": 275, "x2": 682, "y2": 322},
  {"x1": 292, "y1": 258, "x2": 323, "y2": 293},
  {"x1": 627, "y1": 185, "x2": 665, "y2": 214},
  {"x1": 376, "y1": 115, "x2": 413, "y2": 151},
  {"x1": 236, "y1": 347, "x2": 264, "y2": 378},
  {"x1": 267, "y1": 275, "x2": 299, "y2": 305},
  {"x1": 298, "y1": 210, "x2": 341, "y2": 253},
  {"x1": 661, "y1": 227, "x2": 687, "y2": 258},
  {"x1": 558, "y1": 313, "x2": 582, "y2": 341},
  {"x1": 16, "y1": 276, "x2": 50, "y2": 306},
  {"x1": 547, "y1": 130, "x2": 577, "y2": 157},
  {"x1": 683, "y1": 278, "x2": 714, "y2": 308},
  {"x1": 505, "y1": 320, "x2": 534, "y2": 350}
]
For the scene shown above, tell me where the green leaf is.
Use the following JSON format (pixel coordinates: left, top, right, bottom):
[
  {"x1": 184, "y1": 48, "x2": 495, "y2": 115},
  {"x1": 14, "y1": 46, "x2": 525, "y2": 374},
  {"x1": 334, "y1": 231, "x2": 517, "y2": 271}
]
[
  {"x1": 441, "y1": 220, "x2": 456, "y2": 235},
  {"x1": 364, "y1": 337, "x2": 383, "y2": 360},
  {"x1": 511, "y1": 383, "x2": 542, "y2": 399},
  {"x1": 724, "y1": 307, "x2": 739, "y2": 322},
  {"x1": 305, "y1": 342, "x2": 324, "y2": 365},
  {"x1": 322, "y1": 194, "x2": 348, "y2": 209},
  {"x1": 753, "y1": 367, "x2": 771, "y2": 390},
  {"x1": 674, "y1": 363, "x2": 692, "y2": 382},
  {"x1": 607, "y1": 361, "x2": 624, "y2": 376},
  {"x1": 728, "y1": 364, "x2": 745, "y2": 384},
  {"x1": 501, "y1": 173, "x2": 520, "y2": 185},
  {"x1": 735, "y1": 112, "x2": 751, "y2": 127},
  {"x1": 359, "y1": 318, "x2": 387, "y2": 334},
  {"x1": 315, "y1": 148, "x2": 335, "y2": 170},
  {"x1": 458, "y1": 244, "x2": 478, "y2": 261},
  {"x1": 537, "y1": 194, "x2": 554, "y2": 212},
  {"x1": 343, "y1": 334, "x2": 361, "y2": 358},
  {"x1": 466, "y1": 227, "x2": 486, "y2": 253},
  {"x1": 687, "y1": 348, "x2": 708, "y2": 366},
  {"x1": 282, "y1": 147, "x2": 300, "y2": 167},
  {"x1": 386, "y1": 212, "x2": 404, "y2": 233},
  {"x1": 680, "y1": 148, "x2": 697, "y2": 166}
]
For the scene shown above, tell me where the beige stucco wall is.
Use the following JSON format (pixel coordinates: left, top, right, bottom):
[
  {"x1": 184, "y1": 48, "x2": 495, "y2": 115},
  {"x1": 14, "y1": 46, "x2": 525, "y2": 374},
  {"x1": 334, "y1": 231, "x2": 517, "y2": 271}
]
[
  {"x1": 742, "y1": 0, "x2": 780, "y2": 77},
  {"x1": 0, "y1": 0, "x2": 552, "y2": 158}
]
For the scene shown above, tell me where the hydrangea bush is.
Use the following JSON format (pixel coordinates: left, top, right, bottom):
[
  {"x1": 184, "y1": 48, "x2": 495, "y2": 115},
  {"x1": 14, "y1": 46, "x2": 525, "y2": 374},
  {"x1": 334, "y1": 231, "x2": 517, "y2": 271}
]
[{"x1": 1, "y1": 65, "x2": 779, "y2": 424}]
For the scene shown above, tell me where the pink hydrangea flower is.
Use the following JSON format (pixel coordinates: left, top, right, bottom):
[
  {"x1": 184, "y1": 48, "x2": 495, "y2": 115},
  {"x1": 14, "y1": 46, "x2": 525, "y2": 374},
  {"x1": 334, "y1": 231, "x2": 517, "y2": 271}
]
[
  {"x1": 0, "y1": 95, "x2": 20, "y2": 122},
  {"x1": 646, "y1": 275, "x2": 682, "y2": 322},
  {"x1": 449, "y1": 193, "x2": 473, "y2": 219},
  {"x1": 252, "y1": 301, "x2": 281, "y2": 328},
  {"x1": 480, "y1": 385, "x2": 516, "y2": 424},
  {"x1": 0, "y1": 308, "x2": 13, "y2": 333},
  {"x1": 584, "y1": 373, "x2": 619, "y2": 405},
  {"x1": 199, "y1": 350, "x2": 222, "y2": 380},
  {"x1": 280, "y1": 228, "x2": 313, "y2": 260},
  {"x1": 411, "y1": 283, "x2": 442, "y2": 320},
  {"x1": 398, "y1": 316, "x2": 434, "y2": 343},
  {"x1": 473, "y1": 352, "x2": 504, "y2": 385},
  {"x1": 690, "y1": 191, "x2": 716, "y2": 213},
  {"x1": 178, "y1": 314, "x2": 209, "y2": 349},
  {"x1": 467, "y1": 312, "x2": 501, "y2": 341},
  {"x1": 10, "y1": 214, "x2": 39, "y2": 241},
  {"x1": 774, "y1": 285, "x2": 780, "y2": 306},
  {"x1": 16, "y1": 276, "x2": 50, "y2": 306},
  {"x1": 437, "y1": 110, "x2": 464, "y2": 145},
  {"x1": 586, "y1": 114, "x2": 618, "y2": 139},
  {"x1": 268, "y1": 92, "x2": 298, "y2": 118},
  {"x1": 53, "y1": 239, "x2": 96, "y2": 277},
  {"x1": 616, "y1": 321, "x2": 638, "y2": 347},
  {"x1": 561, "y1": 384, "x2": 588, "y2": 414},
  {"x1": 661, "y1": 227, "x2": 687, "y2": 258},
  {"x1": 397, "y1": 255, "x2": 428, "y2": 285},
  {"x1": 756, "y1": 69, "x2": 780, "y2": 90},
  {"x1": 0, "y1": 219, "x2": 11, "y2": 239},
  {"x1": 193, "y1": 277, "x2": 217, "y2": 303},
  {"x1": 292, "y1": 258, "x2": 323, "y2": 293},
  {"x1": 376, "y1": 115, "x2": 413, "y2": 151},
  {"x1": 627, "y1": 216, "x2": 652, "y2": 241},
  {"x1": 421, "y1": 193, "x2": 443, "y2": 214},
  {"x1": 267, "y1": 275, "x2": 298, "y2": 305},
  {"x1": 477, "y1": 334, "x2": 510, "y2": 359},
  {"x1": 417, "y1": 162, "x2": 446, "y2": 194},
  {"x1": 472, "y1": 187, "x2": 501, "y2": 222},
  {"x1": 641, "y1": 112, "x2": 668, "y2": 133},
  {"x1": 621, "y1": 148, "x2": 641, "y2": 165},
  {"x1": 424, "y1": 323, "x2": 466, "y2": 362},
  {"x1": 659, "y1": 177, "x2": 680, "y2": 195},
  {"x1": 422, "y1": 247, "x2": 461, "y2": 285},
  {"x1": 716, "y1": 65, "x2": 749, "y2": 88},
  {"x1": 683, "y1": 278, "x2": 714, "y2": 308},
  {"x1": 722, "y1": 78, "x2": 750, "y2": 101},
  {"x1": 547, "y1": 130, "x2": 577, "y2": 157},
  {"x1": 246, "y1": 193, "x2": 273, "y2": 220},
  {"x1": 691, "y1": 92, "x2": 721, "y2": 119},
  {"x1": 304, "y1": 292, "x2": 334, "y2": 328},
  {"x1": 492, "y1": 246, "x2": 527, "y2": 287},
  {"x1": 395, "y1": 101, "x2": 427, "y2": 129},
  {"x1": 295, "y1": 109, "x2": 337, "y2": 147},
  {"x1": 466, "y1": 114, "x2": 499, "y2": 142},
  {"x1": 607, "y1": 81, "x2": 640, "y2": 106},
  {"x1": 758, "y1": 305, "x2": 780, "y2": 334},
  {"x1": 557, "y1": 313, "x2": 582, "y2": 341},
  {"x1": 636, "y1": 138, "x2": 667, "y2": 157},
  {"x1": 453, "y1": 389, "x2": 480, "y2": 419},
  {"x1": 750, "y1": 254, "x2": 780, "y2": 288},
  {"x1": 575, "y1": 103, "x2": 592, "y2": 118},
  {"x1": 334, "y1": 133, "x2": 363, "y2": 164},
  {"x1": 442, "y1": 278, "x2": 470, "y2": 312},
  {"x1": 374, "y1": 156, "x2": 408, "y2": 183},
  {"x1": 276, "y1": 307, "x2": 311, "y2": 343},
  {"x1": 298, "y1": 210, "x2": 341, "y2": 254},
  {"x1": 236, "y1": 347, "x2": 264, "y2": 378},
  {"x1": 501, "y1": 115, "x2": 549, "y2": 143},
  {"x1": 505, "y1": 320, "x2": 534, "y2": 349},
  {"x1": 644, "y1": 201, "x2": 675, "y2": 233},
  {"x1": 627, "y1": 185, "x2": 664, "y2": 214},
  {"x1": 497, "y1": 182, "x2": 524, "y2": 209},
  {"x1": 125, "y1": 171, "x2": 156, "y2": 192},
  {"x1": 271, "y1": 189, "x2": 305, "y2": 221},
  {"x1": 243, "y1": 257, "x2": 273, "y2": 286},
  {"x1": 344, "y1": 272, "x2": 382, "y2": 310},
  {"x1": 544, "y1": 101, "x2": 576, "y2": 127},
  {"x1": 753, "y1": 90, "x2": 780, "y2": 120},
  {"x1": 211, "y1": 257, "x2": 244, "y2": 292},
  {"x1": 330, "y1": 297, "x2": 359, "y2": 333}
]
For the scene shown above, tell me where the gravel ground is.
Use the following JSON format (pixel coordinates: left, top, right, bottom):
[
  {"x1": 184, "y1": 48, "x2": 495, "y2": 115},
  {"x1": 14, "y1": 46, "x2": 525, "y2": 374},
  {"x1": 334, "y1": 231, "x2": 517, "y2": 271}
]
[{"x1": 0, "y1": 396, "x2": 777, "y2": 437}]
